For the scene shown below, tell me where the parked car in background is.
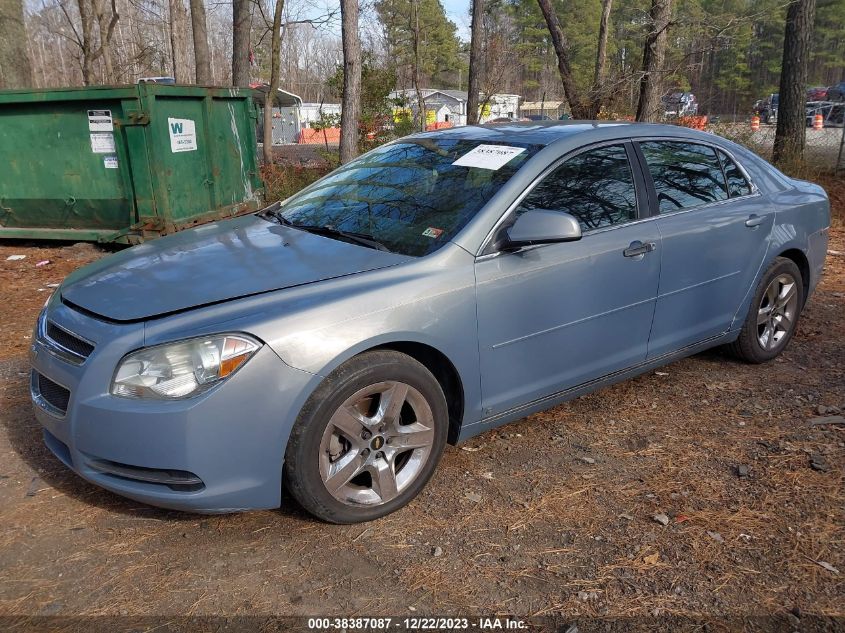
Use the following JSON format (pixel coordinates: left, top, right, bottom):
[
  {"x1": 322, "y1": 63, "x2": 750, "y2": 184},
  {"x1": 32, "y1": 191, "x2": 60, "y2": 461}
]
[
  {"x1": 755, "y1": 94, "x2": 779, "y2": 123},
  {"x1": 806, "y1": 101, "x2": 845, "y2": 127},
  {"x1": 31, "y1": 123, "x2": 830, "y2": 523},
  {"x1": 827, "y1": 81, "x2": 845, "y2": 102},
  {"x1": 806, "y1": 86, "x2": 829, "y2": 101},
  {"x1": 662, "y1": 91, "x2": 698, "y2": 117}
]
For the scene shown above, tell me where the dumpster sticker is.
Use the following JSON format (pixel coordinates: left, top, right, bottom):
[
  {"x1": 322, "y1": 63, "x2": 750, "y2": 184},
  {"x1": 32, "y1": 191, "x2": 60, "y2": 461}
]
[
  {"x1": 90, "y1": 132, "x2": 116, "y2": 154},
  {"x1": 103, "y1": 155, "x2": 119, "y2": 169},
  {"x1": 87, "y1": 109, "x2": 113, "y2": 132},
  {"x1": 168, "y1": 118, "x2": 198, "y2": 153}
]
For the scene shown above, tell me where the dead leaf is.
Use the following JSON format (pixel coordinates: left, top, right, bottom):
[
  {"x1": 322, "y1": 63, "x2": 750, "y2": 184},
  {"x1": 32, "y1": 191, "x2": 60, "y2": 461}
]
[
  {"x1": 643, "y1": 552, "x2": 660, "y2": 565},
  {"x1": 815, "y1": 560, "x2": 840, "y2": 574}
]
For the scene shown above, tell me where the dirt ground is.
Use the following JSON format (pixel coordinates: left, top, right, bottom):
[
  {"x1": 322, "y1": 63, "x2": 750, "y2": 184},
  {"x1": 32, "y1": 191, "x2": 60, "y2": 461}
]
[{"x1": 1, "y1": 190, "x2": 843, "y2": 631}]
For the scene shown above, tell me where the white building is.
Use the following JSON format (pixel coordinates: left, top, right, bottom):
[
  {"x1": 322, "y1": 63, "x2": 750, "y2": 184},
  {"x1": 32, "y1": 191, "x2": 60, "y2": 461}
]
[
  {"x1": 254, "y1": 84, "x2": 343, "y2": 144},
  {"x1": 299, "y1": 103, "x2": 342, "y2": 127},
  {"x1": 388, "y1": 89, "x2": 521, "y2": 126}
]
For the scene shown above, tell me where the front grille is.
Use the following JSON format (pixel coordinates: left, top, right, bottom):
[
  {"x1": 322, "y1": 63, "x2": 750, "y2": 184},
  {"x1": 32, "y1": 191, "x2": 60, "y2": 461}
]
[
  {"x1": 46, "y1": 322, "x2": 95, "y2": 359},
  {"x1": 33, "y1": 371, "x2": 71, "y2": 414}
]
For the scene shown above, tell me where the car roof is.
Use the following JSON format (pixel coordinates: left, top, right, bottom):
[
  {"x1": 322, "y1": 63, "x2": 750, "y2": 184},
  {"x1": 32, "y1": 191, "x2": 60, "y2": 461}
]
[{"x1": 409, "y1": 121, "x2": 706, "y2": 147}]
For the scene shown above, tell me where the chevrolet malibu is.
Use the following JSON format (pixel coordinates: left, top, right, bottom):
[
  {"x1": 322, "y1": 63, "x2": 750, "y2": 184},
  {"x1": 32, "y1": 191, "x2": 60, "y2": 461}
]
[{"x1": 30, "y1": 123, "x2": 830, "y2": 523}]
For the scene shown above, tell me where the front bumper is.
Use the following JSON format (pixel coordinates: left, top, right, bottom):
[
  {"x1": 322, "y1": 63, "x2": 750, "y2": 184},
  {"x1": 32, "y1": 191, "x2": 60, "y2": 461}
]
[{"x1": 30, "y1": 300, "x2": 316, "y2": 513}]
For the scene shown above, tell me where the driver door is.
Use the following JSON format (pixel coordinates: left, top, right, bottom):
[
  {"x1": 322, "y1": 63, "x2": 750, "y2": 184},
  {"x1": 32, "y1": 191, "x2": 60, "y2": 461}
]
[{"x1": 474, "y1": 142, "x2": 661, "y2": 418}]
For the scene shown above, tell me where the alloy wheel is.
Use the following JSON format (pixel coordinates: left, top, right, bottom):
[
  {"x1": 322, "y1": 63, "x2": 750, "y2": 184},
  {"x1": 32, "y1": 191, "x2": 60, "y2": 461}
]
[
  {"x1": 318, "y1": 381, "x2": 435, "y2": 506},
  {"x1": 757, "y1": 273, "x2": 799, "y2": 351}
]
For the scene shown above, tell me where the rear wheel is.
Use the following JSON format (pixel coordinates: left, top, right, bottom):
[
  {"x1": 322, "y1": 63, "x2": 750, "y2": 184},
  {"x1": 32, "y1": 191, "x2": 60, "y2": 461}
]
[
  {"x1": 284, "y1": 351, "x2": 448, "y2": 523},
  {"x1": 729, "y1": 257, "x2": 803, "y2": 363}
]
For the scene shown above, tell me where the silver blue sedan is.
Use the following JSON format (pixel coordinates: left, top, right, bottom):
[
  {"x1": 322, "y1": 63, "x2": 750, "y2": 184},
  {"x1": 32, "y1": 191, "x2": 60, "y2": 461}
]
[{"x1": 30, "y1": 122, "x2": 830, "y2": 523}]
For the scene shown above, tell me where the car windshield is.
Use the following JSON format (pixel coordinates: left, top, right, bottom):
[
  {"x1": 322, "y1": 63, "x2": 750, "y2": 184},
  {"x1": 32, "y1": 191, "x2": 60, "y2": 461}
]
[{"x1": 276, "y1": 138, "x2": 540, "y2": 256}]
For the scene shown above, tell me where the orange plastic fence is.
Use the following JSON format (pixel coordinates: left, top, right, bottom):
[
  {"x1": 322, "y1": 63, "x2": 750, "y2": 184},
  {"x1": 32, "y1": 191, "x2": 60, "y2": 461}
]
[
  {"x1": 426, "y1": 122, "x2": 454, "y2": 131},
  {"x1": 677, "y1": 115, "x2": 708, "y2": 130},
  {"x1": 298, "y1": 127, "x2": 341, "y2": 144}
]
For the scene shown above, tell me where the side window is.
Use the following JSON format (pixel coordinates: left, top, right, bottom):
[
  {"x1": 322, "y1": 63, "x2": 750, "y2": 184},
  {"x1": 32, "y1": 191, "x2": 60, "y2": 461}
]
[
  {"x1": 515, "y1": 144, "x2": 638, "y2": 231},
  {"x1": 717, "y1": 150, "x2": 753, "y2": 197},
  {"x1": 640, "y1": 141, "x2": 728, "y2": 213}
]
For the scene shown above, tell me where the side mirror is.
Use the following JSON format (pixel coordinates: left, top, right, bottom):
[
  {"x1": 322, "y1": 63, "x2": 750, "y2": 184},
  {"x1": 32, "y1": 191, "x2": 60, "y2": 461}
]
[{"x1": 501, "y1": 209, "x2": 582, "y2": 251}]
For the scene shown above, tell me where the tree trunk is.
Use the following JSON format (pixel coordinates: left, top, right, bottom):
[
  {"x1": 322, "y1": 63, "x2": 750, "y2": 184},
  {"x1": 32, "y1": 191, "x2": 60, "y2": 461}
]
[
  {"x1": 262, "y1": 0, "x2": 284, "y2": 165},
  {"x1": 169, "y1": 0, "x2": 191, "y2": 82},
  {"x1": 411, "y1": 0, "x2": 426, "y2": 131},
  {"x1": 0, "y1": 0, "x2": 33, "y2": 88},
  {"x1": 339, "y1": 0, "x2": 361, "y2": 164},
  {"x1": 773, "y1": 0, "x2": 816, "y2": 168},
  {"x1": 232, "y1": 0, "x2": 251, "y2": 86},
  {"x1": 536, "y1": 0, "x2": 589, "y2": 118},
  {"x1": 78, "y1": 0, "x2": 96, "y2": 84},
  {"x1": 591, "y1": 0, "x2": 612, "y2": 113},
  {"x1": 635, "y1": 0, "x2": 672, "y2": 122},
  {"x1": 93, "y1": 0, "x2": 115, "y2": 82},
  {"x1": 189, "y1": 0, "x2": 212, "y2": 84},
  {"x1": 466, "y1": 0, "x2": 483, "y2": 124}
]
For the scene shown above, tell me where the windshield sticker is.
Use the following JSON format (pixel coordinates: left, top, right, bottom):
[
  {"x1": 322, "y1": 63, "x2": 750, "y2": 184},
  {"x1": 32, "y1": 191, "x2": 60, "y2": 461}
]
[
  {"x1": 452, "y1": 145, "x2": 526, "y2": 170},
  {"x1": 422, "y1": 227, "x2": 444, "y2": 238}
]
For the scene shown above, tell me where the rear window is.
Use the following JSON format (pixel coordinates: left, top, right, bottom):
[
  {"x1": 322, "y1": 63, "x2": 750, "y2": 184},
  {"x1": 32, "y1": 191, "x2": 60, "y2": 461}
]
[
  {"x1": 717, "y1": 150, "x2": 752, "y2": 198},
  {"x1": 639, "y1": 141, "x2": 728, "y2": 213}
]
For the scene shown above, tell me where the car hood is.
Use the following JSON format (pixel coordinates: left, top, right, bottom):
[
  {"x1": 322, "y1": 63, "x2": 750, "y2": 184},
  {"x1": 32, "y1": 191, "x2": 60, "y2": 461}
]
[{"x1": 60, "y1": 214, "x2": 413, "y2": 321}]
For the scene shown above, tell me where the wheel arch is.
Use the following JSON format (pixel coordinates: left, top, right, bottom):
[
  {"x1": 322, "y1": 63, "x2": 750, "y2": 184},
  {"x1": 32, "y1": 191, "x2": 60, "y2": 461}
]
[
  {"x1": 776, "y1": 248, "x2": 811, "y2": 307},
  {"x1": 367, "y1": 341, "x2": 465, "y2": 445}
]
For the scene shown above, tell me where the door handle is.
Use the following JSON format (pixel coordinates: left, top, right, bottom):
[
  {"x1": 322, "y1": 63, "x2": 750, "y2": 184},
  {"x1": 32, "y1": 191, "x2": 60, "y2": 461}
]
[
  {"x1": 623, "y1": 241, "x2": 656, "y2": 258},
  {"x1": 745, "y1": 214, "x2": 765, "y2": 227}
]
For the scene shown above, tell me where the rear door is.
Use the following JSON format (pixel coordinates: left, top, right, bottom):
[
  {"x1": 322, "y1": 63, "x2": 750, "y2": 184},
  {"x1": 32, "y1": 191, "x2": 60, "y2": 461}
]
[{"x1": 636, "y1": 140, "x2": 773, "y2": 358}]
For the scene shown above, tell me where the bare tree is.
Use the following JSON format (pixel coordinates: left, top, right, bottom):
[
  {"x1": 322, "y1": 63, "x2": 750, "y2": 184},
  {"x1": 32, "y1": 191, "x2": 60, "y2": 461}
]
[
  {"x1": 411, "y1": 0, "x2": 425, "y2": 131},
  {"x1": 262, "y1": 0, "x2": 284, "y2": 165},
  {"x1": 635, "y1": 0, "x2": 672, "y2": 122},
  {"x1": 536, "y1": 0, "x2": 590, "y2": 118},
  {"x1": 466, "y1": 0, "x2": 483, "y2": 124},
  {"x1": 593, "y1": 0, "x2": 612, "y2": 94},
  {"x1": 0, "y1": 0, "x2": 33, "y2": 88},
  {"x1": 190, "y1": 0, "x2": 211, "y2": 84},
  {"x1": 339, "y1": 0, "x2": 361, "y2": 163},
  {"x1": 773, "y1": 0, "x2": 816, "y2": 167},
  {"x1": 67, "y1": 0, "x2": 118, "y2": 85},
  {"x1": 232, "y1": 0, "x2": 251, "y2": 86},
  {"x1": 93, "y1": 0, "x2": 116, "y2": 81},
  {"x1": 169, "y1": 0, "x2": 190, "y2": 82}
]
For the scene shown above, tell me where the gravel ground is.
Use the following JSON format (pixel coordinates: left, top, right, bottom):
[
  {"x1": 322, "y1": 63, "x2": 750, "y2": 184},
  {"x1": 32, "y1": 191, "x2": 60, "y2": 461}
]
[{"x1": 0, "y1": 186, "x2": 843, "y2": 631}]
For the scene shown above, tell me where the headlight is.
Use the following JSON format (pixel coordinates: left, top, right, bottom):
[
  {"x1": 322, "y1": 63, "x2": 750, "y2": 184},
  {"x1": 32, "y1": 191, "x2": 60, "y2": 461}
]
[{"x1": 111, "y1": 334, "x2": 261, "y2": 400}]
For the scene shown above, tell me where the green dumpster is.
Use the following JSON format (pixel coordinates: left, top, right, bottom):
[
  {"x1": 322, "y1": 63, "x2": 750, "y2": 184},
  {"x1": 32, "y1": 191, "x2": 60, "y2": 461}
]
[{"x1": 0, "y1": 83, "x2": 264, "y2": 244}]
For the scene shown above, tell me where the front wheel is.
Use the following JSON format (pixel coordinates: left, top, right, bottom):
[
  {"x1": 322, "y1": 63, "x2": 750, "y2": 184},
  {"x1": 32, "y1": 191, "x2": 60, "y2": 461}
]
[
  {"x1": 729, "y1": 257, "x2": 803, "y2": 363},
  {"x1": 284, "y1": 351, "x2": 448, "y2": 523}
]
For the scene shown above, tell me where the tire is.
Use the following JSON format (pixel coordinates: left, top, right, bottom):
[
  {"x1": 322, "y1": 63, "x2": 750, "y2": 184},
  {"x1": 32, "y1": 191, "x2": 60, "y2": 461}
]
[
  {"x1": 729, "y1": 257, "x2": 804, "y2": 363},
  {"x1": 284, "y1": 350, "x2": 448, "y2": 524}
]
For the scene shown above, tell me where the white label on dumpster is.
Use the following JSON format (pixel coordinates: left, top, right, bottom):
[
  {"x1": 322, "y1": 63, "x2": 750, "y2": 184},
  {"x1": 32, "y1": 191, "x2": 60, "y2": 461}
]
[
  {"x1": 90, "y1": 132, "x2": 116, "y2": 154},
  {"x1": 103, "y1": 155, "x2": 119, "y2": 169},
  {"x1": 88, "y1": 109, "x2": 113, "y2": 132},
  {"x1": 451, "y1": 144, "x2": 526, "y2": 170},
  {"x1": 168, "y1": 118, "x2": 197, "y2": 153}
]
